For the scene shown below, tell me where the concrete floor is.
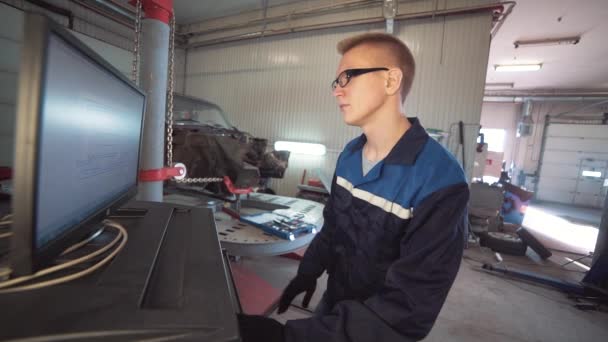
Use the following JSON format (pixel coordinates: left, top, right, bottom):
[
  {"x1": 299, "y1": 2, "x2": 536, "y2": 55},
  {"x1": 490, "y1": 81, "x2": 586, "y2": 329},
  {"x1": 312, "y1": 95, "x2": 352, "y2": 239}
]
[{"x1": 235, "y1": 246, "x2": 608, "y2": 341}]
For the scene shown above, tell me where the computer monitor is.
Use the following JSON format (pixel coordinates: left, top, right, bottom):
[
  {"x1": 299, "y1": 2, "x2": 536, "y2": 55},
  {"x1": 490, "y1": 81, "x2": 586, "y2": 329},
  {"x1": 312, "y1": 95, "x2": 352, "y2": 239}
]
[{"x1": 10, "y1": 13, "x2": 146, "y2": 276}]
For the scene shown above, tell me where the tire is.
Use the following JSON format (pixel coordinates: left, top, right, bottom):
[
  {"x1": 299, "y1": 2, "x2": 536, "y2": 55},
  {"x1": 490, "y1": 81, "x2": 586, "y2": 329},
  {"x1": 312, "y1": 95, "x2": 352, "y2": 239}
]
[
  {"x1": 479, "y1": 232, "x2": 528, "y2": 256},
  {"x1": 516, "y1": 227, "x2": 552, "y2": 259}
]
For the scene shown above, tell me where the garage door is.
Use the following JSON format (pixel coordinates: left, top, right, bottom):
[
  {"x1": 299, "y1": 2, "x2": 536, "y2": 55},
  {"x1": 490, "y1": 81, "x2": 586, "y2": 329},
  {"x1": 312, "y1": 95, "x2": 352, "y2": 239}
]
[{"x1": 537, "y1": 123, "x2": 608, "y2": 208}]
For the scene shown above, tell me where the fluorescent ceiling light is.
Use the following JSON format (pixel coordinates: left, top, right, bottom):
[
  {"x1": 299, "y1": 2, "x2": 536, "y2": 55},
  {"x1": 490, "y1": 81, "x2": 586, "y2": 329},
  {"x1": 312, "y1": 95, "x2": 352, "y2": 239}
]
[
  {"x1": 582, "y1": 170, "x2": 601, "y2": 178},
  {"x1": 494, "y1": 64, "x2": 542, "y2": 72},
  {"x1": 274, "y1": 141, "x2": 326, "y2": 156},
  {"x1": 514, "y1": 36, "x2": 580, "y2": 48},
  {"x1": 485, "y1": 82, "x2": 514, "y2": 89}
]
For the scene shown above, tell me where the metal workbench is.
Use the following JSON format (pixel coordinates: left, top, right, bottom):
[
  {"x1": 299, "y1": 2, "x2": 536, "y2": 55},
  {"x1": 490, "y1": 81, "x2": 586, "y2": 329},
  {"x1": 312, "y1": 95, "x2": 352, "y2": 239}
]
[{"x1": 164, "y1": 192, "x2": 324, "y2": 257}]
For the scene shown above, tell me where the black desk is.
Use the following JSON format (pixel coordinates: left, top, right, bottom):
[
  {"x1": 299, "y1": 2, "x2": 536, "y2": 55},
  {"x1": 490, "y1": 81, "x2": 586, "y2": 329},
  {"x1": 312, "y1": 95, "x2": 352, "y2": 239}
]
[{"x1": 0, "y1": 201, "x2": 241, "y2": 341}]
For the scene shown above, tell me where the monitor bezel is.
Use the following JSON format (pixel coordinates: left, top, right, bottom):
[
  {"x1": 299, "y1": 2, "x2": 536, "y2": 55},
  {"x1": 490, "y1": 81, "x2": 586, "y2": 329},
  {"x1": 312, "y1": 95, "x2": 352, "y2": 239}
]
[{"x1": 10, "y1": 13, "x2": 146, "y2": 276}]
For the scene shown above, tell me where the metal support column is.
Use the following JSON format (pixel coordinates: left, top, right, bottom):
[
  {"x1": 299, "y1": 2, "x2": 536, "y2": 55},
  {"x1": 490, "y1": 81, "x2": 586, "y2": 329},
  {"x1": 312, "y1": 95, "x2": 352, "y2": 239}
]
[
  {"x1": 593, "y1": 193, "x2": 608, "y2": 265},
  {"x1": 136, "y1": 0, "x2": 173, "y2": 202}
]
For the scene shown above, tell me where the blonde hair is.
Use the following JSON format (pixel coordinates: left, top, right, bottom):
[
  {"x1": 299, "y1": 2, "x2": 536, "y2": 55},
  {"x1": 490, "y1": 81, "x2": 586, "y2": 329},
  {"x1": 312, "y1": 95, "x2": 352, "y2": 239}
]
[{"x1": 337, "y1": 32, "x2": 416, "y2": 100}]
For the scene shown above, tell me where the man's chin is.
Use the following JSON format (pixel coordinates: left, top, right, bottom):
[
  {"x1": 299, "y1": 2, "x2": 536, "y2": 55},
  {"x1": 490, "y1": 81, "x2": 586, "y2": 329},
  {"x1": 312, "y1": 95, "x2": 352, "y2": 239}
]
[{"x1": 342, "y1": 114, "x2": 363, "y2": 127}]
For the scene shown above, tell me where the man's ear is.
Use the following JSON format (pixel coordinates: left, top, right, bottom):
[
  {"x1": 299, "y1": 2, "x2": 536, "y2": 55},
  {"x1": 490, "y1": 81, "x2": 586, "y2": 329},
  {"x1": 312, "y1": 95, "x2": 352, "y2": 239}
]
[{"x1": 385, "y1": 68, "x2": 403, "y2": 96}]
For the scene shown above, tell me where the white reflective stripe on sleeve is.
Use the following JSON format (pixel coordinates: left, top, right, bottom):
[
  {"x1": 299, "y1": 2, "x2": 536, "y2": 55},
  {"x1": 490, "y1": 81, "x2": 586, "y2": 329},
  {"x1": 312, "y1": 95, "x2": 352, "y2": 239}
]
[{"x1": 336, "y1": 176, "x2": 413, "y2": 220}]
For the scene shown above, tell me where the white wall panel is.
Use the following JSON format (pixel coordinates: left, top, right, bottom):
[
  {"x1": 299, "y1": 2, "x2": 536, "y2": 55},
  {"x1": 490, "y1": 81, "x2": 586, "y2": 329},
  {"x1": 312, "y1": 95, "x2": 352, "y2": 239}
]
[
  {"x1": 547, "y1": 123, "x2": 608, "y2": 138},
  {"x1": 545, "y1": 137, "x2": 608, "y2": 153},
  {"x1": 174, "y1": 48, "x2": 187, "y2": 94},
  {"x1": 539, "y1": 164, "x2": 586, "y2": 179},
  {"x1": 537, "y1": 123, "x2": 608, "y2": 208},
  {"x1": 0, "y1": 104, "x2": 15, "y2": 166},
  {"x1": 536, "y1": 189, "x2": 574, "y2": 205},
  {"x1": 0, "y1": 104, "x2": 16, "y2": 135},
  {"x1": 0, "y1": 73, "x2": 18, "y2": 105},
  {"x1": 510, "y1": 102, "x2": 608, "y2": 176},
  {"x1": 185, "y1": 11, "x2": 491, "y2": 196},
  {"x1": 542, "y1": 150, "x2": 608, "y2": 165},
  {"x1": 574, "y1": 193, "x2": 605, "y2": 208},
  {"x1": 536, "y1": 178, "x2": 577, "y2": 192},
  {"x1": 0, "y1": 39, "x2": 20, "y2": 73},
  {"x1": 577, "y1": 179, "x2": 605, "y2": 194}
]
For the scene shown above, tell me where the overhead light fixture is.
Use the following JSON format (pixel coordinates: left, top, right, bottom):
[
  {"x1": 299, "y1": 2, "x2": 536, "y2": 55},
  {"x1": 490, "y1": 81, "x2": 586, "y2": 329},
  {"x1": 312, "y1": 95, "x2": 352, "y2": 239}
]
[
  {"x1": 274, "y1": 141, "x2": 326, "y2": 156},
  {"x1": 494, "y1": 64, "x2": 542, "y2": 72},
  {"x1": 514, "y1": 36, "x2": 580, "y2": 48},
  {"x1": 485, "y1": 82, "x2": 514, "y2": 89}
]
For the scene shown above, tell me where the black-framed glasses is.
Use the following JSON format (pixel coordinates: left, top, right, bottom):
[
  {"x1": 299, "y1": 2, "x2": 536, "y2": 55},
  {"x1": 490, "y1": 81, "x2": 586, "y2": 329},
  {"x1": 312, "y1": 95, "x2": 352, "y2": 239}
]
[{"x1": 331, "y1": 67, "x2": 389, "y2": 90}]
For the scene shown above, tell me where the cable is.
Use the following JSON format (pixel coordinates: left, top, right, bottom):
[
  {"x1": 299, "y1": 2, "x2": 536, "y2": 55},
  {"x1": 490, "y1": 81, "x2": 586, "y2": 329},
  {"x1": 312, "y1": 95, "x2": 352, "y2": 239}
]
[
  {"x1": 0, "y1": 221, "x2": 120, "y2": 288},
  {"x1": 0, "y1": 220, "x2": 126, "y2": 291},
  {"x1": 0, "y1": 220, "x2": 127, "y2": 293},
  {"x1": 60, "y1": 227, "x2": 104, "y2": 256},
  {"x1": 0, "y1": 232, "x2": 13, "y2": 239},
  {"x1": 0, "y1": 213, "x2": 13, "y2": 228}
]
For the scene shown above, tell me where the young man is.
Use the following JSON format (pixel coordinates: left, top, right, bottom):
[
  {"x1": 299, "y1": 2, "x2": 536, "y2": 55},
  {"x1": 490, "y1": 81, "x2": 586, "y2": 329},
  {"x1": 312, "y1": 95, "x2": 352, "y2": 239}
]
[{"x1": 238, "y1": 32, "x2": 469, "y2": 342}]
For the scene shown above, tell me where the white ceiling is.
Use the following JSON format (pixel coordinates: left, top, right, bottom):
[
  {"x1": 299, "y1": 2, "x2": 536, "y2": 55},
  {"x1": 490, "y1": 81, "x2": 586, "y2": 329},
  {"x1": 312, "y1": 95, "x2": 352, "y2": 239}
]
[{"x1": 487, "y1": 0, "x2": 608, "y2": 90}]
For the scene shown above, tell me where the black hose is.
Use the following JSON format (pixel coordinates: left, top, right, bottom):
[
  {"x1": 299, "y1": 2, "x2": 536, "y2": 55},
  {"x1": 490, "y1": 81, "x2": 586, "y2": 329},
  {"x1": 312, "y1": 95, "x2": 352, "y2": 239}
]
[{"x1": 458, "y1": 120, "x2": 465, "y2": 167}]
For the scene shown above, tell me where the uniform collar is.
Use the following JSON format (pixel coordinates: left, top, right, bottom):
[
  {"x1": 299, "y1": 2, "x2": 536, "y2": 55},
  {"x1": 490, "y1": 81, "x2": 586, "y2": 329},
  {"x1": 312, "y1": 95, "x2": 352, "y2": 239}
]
[{"x1": 350, "y1": 117, "x2": 429, "y2": 165}]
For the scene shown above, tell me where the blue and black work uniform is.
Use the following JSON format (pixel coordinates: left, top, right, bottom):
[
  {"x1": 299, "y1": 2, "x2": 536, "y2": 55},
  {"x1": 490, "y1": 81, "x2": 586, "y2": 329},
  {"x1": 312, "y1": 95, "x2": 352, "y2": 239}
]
[{"x1": 285, "y1": 118, "x2": 469, "y2": 341}]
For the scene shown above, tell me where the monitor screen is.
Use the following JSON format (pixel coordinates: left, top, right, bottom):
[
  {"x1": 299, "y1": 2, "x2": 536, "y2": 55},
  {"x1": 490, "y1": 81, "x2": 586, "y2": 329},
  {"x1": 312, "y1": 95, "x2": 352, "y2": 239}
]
[{"x1": 34, "y1": 33, "x2": 145, "y2": 249}]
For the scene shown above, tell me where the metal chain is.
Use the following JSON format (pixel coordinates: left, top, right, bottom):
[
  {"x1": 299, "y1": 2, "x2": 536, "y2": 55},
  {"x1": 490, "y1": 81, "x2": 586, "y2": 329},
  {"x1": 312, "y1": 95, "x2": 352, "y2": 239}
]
[
  {"x1": 176, "y1": 177, "x2": 225, "y2": 183},
  {"x1": 165, "y1": 14, "x2": 222, "y2": 184},
  {"x1": 129, "y1": 3, "x2": 220, "y2": 184},
  {"x1": 131, "y1": 0, "x2": 142, "y2": 84},
  {"x1": 166, "y1": 12, "x2": 175, "y2": 168}
]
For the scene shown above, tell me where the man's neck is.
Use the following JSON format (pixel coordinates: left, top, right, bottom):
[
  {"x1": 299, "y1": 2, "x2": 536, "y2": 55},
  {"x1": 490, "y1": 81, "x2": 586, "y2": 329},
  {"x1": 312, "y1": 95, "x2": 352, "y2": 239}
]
[{"x1": 361, "y1": 110, "x2": 411, "y2": 162}]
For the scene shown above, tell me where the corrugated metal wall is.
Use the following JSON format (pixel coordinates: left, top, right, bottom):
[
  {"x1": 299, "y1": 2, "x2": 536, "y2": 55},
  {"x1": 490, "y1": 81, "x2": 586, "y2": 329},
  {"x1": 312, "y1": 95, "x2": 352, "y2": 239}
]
[
  {"x1": 182, "y1": 0, "x2": 494, "y2": 46},
  {"x1": 183, "y1": 11, "x2": 491, "y2": 196},
  {"x1": 0, "y1": 3, "x2": 21, "y2": 167},
  {"x1": 0, "y1": 1, "x2": 134, "y2": 167},
  {"x1": 2, "y1": 0, "x2": 133, "y2": 49},
  {"x1": 174, "y1": 48, "x2": 187, "y2": 94}
]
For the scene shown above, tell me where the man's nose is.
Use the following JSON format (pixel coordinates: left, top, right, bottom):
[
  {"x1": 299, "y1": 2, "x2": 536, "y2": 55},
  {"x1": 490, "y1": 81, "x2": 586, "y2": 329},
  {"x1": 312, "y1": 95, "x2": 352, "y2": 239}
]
[{"x1": 332, "y1": 85, "x2": 344, "y2": 97}]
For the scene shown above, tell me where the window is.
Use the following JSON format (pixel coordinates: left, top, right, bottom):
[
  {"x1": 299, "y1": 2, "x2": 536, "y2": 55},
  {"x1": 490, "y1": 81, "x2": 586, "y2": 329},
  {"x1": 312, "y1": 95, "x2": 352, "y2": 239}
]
[
  {"x1": 582, "y1": 170, "x2": 602, "y2": 178},
  {"x1": 479, "y1": 128, "x2": 506, "y2": 153}
]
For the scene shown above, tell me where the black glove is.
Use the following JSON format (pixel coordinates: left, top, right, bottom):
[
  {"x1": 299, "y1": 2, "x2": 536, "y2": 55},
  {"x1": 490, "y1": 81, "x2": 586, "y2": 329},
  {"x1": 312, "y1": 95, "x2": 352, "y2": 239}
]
[
  {"x1": 277, "y1": 274, "x2": 317, "y2": 314},
  {"x1": 237, "y1": 314, "x2": 284, "y2": 342}
]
